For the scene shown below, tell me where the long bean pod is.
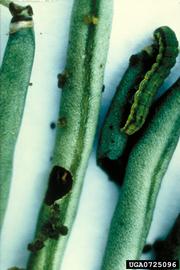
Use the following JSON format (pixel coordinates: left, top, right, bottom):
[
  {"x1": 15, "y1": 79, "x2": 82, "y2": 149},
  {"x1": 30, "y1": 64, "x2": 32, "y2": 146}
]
[
  {"x1": 26, "y1": 1, "x2": 113, "y2": 269},
  {"x1": 102, "y1": 78, "x2": 180, "y2": 270},
  {"x1": 0, "y1": 2, "x2": 35, "y2": 230}
]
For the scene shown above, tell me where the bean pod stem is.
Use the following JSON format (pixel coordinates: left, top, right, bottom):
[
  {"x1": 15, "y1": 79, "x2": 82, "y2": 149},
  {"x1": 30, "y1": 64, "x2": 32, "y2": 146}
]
[
  {"x1": 102, "y1": 78, "x2": 180, "y2": 270},
  {"x1": 0, "y1": 2, "x2": 35, "y2": 230},
  {"x1": 27, "y1": 1, "x2": 113, "y2": 269}
]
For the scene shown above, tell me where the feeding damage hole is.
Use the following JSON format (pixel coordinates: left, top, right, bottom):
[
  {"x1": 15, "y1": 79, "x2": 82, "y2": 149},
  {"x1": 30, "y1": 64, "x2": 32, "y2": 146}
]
[{"x1": 45, "y1": 166, "x2": 73, "y2": 205}]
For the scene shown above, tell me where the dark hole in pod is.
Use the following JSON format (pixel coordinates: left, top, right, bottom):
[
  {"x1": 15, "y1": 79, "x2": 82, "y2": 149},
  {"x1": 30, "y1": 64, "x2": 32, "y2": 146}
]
[{"x1": 45, "y1": 166, "x2": 73, "y2": 205}]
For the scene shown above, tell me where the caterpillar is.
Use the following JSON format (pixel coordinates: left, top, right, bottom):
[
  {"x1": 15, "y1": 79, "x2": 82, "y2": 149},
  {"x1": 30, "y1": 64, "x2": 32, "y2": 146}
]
[
  {"x1": 97, "y1": 47, "x2": 157, "y2": 183},
  {"x1": 121, "y1": 26, "x2": 178, "y2": 135},
  {"x1": 0, "y1": 2, "x2": 35, "y2": 230}
]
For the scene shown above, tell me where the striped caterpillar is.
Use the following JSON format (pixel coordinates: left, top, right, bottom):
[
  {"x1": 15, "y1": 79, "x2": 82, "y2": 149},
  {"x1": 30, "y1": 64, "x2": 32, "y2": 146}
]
[
  {"x1": 97, "y1": 49, "x2": 157, "y2": 182},
  {"x1": 121, "y1": 26, "x2": 178, "y2": 135}
]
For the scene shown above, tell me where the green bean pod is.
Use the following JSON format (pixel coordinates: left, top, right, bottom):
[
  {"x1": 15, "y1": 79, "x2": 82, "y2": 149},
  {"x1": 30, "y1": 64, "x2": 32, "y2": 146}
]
[
  {"x1": 154, "y1": 214, "x2": 180, "y2": 260},
  {"x1": 27, "y1": 1, "x2": 113, "y2": 269},
  {"x1": 0, "y1": 2, "x2": 35, "y2": 230},
  {"x1": 102, "y1": 78, "x2": 180, "y2": 270}
]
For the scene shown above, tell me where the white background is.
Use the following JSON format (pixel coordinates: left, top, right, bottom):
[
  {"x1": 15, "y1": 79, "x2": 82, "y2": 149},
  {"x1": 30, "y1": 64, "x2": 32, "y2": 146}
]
[{"x1": 0, "y1": 0, "x2": 180, "y2": 269}]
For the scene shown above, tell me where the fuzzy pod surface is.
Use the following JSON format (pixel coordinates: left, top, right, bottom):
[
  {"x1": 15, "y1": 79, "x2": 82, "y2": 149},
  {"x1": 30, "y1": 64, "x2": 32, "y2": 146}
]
[
  {"x1": 0, "y1": 3, "x2": 35, "y2": 230},
  {"x1": 27, "y1": 0, "x2": 113, "y2": 269},
  {"x1": 102, "y1": 78, "x2": 180, "y2": 270}
]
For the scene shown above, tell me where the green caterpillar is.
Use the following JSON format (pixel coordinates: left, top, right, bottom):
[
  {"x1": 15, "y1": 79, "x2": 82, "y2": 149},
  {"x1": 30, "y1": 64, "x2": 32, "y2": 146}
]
[
  {"x1": 121, "y1": 26, "x2": 178, "y2": 135},
  {"x1": 0, "y1": 2, "x2": 35, "y2": 230},
  {"x1": 102, "y1": 78, "x2": 180, "y2": 270},
  {"x1": 97, "y1": 48, "x2": 157, "y2": 182},
  {"x1": 26, "y1": 0, "x2": 113, "y2": 269}
]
